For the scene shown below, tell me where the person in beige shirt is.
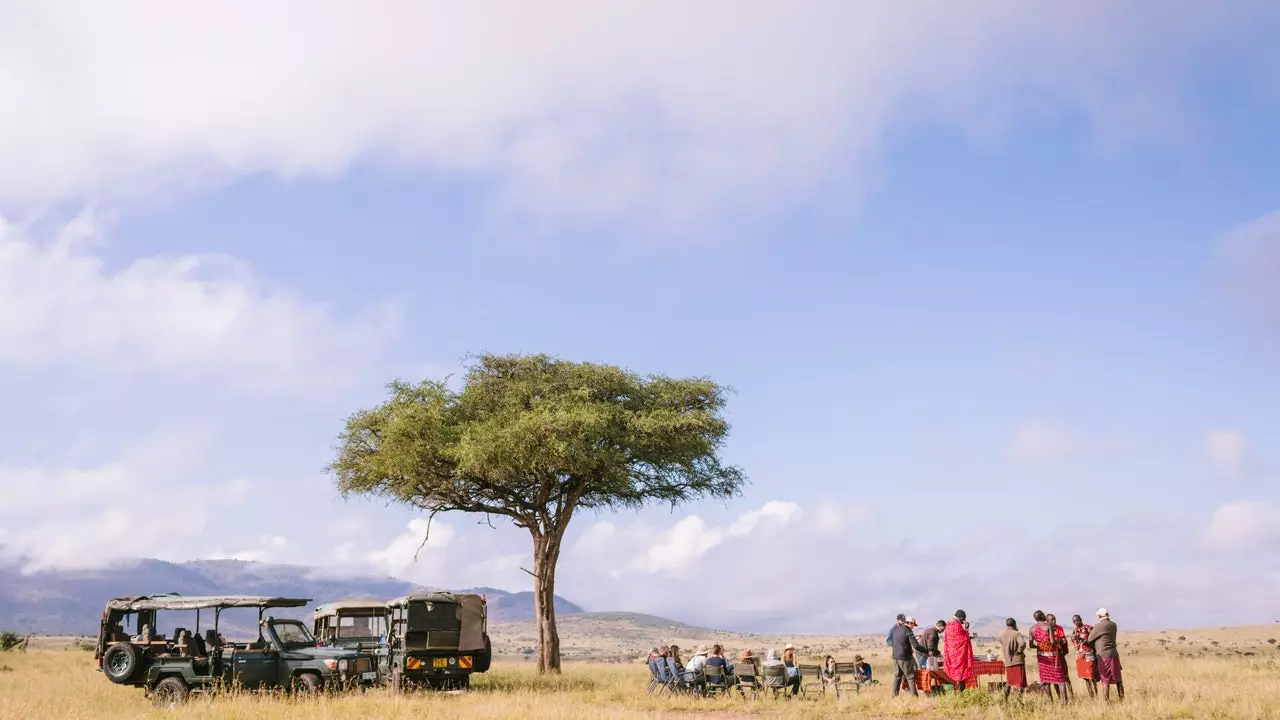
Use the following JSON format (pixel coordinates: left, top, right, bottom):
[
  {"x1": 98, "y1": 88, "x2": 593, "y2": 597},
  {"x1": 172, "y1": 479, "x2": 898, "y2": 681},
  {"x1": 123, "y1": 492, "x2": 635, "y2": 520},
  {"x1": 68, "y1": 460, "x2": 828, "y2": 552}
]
[{"x1": 997, "y1": 618, "x2": 1028, "y2": 698}]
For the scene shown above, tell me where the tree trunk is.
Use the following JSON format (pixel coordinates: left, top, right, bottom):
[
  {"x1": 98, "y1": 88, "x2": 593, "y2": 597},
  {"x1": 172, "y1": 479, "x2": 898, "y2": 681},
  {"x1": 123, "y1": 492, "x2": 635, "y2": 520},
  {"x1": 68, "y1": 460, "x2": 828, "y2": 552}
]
[{"x1": 530, "y1": 530, "x2": 564, "y2": 674}]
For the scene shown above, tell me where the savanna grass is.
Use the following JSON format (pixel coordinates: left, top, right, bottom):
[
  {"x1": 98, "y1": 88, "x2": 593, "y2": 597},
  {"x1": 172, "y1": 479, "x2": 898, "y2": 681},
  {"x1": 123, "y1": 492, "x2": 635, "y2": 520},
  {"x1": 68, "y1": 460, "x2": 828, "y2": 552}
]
[{"x1": 1, "y1": 649, "x2": 1278, "y2": 719}]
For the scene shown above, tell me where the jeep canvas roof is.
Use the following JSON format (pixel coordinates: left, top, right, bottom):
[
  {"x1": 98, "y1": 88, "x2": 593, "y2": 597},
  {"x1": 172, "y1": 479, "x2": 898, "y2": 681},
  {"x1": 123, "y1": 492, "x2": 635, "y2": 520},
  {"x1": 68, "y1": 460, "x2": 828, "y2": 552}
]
[
  {"x1": 313, "y1": 600, "x2": 389, "y2": 616},
  {"x1": 105, "y1": 594, "x2": 312, "y2": 611},
  {"x1": 385, "y1": 591, "x2": 479, "y2": 607}
]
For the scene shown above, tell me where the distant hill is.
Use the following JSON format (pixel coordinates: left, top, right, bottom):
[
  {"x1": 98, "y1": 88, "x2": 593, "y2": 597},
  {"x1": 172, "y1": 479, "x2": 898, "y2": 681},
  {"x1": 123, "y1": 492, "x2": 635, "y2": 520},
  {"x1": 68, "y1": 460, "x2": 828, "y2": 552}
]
[{"x1": 0, "y1": 556, "x2": 580, "y2": 635}]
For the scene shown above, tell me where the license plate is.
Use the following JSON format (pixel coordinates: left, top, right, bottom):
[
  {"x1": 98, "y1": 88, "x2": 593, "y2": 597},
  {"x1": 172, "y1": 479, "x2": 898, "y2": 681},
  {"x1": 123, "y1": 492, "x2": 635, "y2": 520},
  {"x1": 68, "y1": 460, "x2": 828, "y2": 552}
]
[
  {"x1": 433, "y1": 658, "x2": 448, "y2": 668},
  {"x1": 361, "y1": 671, "x2": 378, "y2": 681}
]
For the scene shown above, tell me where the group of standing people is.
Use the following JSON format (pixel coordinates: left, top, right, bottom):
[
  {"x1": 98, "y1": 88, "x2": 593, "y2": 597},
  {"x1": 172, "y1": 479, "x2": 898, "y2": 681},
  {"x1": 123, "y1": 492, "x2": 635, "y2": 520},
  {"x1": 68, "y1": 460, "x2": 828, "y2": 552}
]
[
  {"x1": 887, "y1": 610, "x2": 979, "y2": 696},
  {"x1": 996, "y1": 608, "x2": 1124, "y2": 703},
  {"x1": 888, "y1": 608, "x2": 1124, "y2": 703}
]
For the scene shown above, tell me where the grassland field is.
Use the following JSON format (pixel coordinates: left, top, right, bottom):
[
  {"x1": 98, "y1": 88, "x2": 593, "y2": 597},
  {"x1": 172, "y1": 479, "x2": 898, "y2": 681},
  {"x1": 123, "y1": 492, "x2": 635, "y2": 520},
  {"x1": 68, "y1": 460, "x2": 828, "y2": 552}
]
[{"x1": 2, "y1": 625, "x2": 1278, "y2": 719}]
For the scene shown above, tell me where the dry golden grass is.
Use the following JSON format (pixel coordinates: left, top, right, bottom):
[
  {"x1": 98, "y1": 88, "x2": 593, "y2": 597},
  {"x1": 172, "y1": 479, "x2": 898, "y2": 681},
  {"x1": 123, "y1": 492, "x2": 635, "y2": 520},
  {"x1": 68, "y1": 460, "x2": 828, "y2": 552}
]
[{"x1": 3, "y1": 632, "x2": 1279, "y2": 720}]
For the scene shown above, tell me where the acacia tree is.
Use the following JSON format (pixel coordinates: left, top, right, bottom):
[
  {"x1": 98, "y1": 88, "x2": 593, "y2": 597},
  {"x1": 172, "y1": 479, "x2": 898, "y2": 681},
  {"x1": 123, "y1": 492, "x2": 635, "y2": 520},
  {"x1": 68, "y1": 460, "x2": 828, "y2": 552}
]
[{"x1": 327, "y1": 353, "x2": 745, "y2": 673}]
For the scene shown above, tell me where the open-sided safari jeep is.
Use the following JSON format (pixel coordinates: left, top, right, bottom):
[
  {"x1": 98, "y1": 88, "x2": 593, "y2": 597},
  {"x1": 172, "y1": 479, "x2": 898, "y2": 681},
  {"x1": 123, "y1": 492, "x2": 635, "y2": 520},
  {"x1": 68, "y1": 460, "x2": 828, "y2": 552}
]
[
  {"x1": 95, "y1": 594, "x2": 378, "y2": 708},
  {"x1": 313, "y1": 600, "x2": 391, "y2": 679},
  {"x1": 386, "y1": 591, "x2": 492, "y2": 689}
]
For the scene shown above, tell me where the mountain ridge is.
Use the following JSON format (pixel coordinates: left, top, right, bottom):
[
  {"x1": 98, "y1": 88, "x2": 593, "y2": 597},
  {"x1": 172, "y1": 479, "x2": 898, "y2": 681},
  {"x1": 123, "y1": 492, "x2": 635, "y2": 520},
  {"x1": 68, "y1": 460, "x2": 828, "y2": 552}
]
[{"x1": 0, "y1": 556, "x2": 582, "y2": 635}]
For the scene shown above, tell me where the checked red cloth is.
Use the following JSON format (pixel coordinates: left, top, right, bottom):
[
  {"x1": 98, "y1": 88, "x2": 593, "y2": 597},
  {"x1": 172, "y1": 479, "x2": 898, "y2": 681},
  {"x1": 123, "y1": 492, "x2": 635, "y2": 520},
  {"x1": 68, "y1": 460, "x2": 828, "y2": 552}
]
[{"x1": 972, "y1": 660, "x2": 1006, "y2": 678}]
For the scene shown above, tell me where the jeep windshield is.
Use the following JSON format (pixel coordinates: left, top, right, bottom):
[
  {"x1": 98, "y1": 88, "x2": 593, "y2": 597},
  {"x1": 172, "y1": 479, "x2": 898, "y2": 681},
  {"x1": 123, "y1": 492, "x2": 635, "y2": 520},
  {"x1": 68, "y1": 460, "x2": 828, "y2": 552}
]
[{"x1": 269, "y1": 620, "x2": 315, "y2": 648}]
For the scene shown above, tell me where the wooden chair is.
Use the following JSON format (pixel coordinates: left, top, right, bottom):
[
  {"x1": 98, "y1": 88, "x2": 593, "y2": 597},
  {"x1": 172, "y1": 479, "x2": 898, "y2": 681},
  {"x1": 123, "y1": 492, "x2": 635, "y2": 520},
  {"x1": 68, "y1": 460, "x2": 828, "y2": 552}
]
[
  {"x1": 798, "y1": 664, "x2": 823, "y2": 697},
  {"x1": 833, "y1": 662, "x2": 863, "y2": 698}
]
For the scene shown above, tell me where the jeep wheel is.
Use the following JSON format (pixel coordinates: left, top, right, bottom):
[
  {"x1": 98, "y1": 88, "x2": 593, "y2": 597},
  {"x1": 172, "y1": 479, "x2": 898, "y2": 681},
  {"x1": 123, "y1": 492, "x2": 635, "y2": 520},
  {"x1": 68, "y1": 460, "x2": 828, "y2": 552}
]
[
  {"x1": 102, "y1": 642, "x2": 141, "y2": 684},
  {"x1": 293, "y1": 672, "x2": 322, "y2": 696},
  {"x1": 152, "y1": 677, "x2": 190, "y2": 709},
  {"x1": 474, "y1": 635, "x2": 492, "y2": 673}
]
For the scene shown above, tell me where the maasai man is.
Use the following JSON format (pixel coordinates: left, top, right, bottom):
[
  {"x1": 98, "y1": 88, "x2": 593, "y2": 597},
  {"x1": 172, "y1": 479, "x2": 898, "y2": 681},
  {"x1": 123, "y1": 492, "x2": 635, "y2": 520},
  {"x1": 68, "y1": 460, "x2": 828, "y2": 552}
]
[
  {"x1": 1087, "y1": 609, "x2": 1124, "y2": 702},
  {"x1": 1029, "y1": 611, "x2": 1070, "y2": 704},
  {"x1": 998, "y1": 618, "x2": 1027, "y2": 699},
  {"x1": 943, "y1": 609, "x2": 975, "y2": 691},
  {"x1": 1072, "y1": 614, "x2": 1098, "y2": 698}
]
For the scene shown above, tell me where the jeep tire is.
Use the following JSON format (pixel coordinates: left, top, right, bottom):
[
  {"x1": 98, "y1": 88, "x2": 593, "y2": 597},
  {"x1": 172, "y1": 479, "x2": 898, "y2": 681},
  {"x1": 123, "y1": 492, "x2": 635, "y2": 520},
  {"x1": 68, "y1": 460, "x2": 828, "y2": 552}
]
[
  {"x1": 152, "y1": 677, "x2": 190, "y2": 709},
  {"x1": 102, "y1": 642, "x2": 141, "y2": 684},
  {"x1": 293, "y1": 672, "x2": 322, "y2": 696}
]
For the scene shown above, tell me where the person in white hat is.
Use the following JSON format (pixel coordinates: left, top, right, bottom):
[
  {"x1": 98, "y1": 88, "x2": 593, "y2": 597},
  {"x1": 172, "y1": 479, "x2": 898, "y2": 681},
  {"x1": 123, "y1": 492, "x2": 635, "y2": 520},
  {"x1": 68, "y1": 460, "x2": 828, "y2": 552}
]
[{"x1": 1087, "y1": 609, "x2": 1124, "y2": 702}]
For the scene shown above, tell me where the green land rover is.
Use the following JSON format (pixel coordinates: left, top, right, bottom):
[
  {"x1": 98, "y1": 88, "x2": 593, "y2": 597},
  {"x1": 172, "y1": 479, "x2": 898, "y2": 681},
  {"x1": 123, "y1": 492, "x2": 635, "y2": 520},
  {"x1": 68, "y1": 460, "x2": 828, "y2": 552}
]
[
  {"x1": 95, "y1": 594, "x2": 377, "y2": 707},
  {"x1": 386, "y1": 591, "x2": 492, "y2": 689}
]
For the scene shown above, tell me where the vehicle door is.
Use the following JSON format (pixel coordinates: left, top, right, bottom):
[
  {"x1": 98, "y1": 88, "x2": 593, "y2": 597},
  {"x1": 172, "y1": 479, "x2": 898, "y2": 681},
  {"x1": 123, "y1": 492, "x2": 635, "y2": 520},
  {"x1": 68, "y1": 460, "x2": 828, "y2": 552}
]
[{"x1": 230, "y1": 645, "x2": 279, "y2": 689}]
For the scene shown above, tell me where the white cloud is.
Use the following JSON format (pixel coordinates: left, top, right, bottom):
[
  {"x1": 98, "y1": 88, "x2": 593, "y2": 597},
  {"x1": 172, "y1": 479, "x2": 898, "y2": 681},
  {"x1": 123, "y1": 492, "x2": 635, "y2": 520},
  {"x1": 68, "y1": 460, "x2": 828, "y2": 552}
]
[
  {"x1": 0, "y1": 428, "x2": 251, "y2": 571},
  {"x1": 1200, "y1": 500, "x2": 1280, "y2": 552},
  {"x1": 367, "y1": 518, "x2": 457, "y2": 583},
  {"x1": 1206, "y1": 430, "x2": 1247, "y2": 473},
  {"x1": 210, "y1": 534, "x2": 291, "y2": 563},
  {"x1": 1008, "y1": 419, "x2": 1074, "y2": 463},
  {"x1": 1, "y1": 2, "x2": 1272, "y2": 233},
  {"x1": 0, "y1": 211, "x2": 396, "y2": 391},
  {"x1": 556, "y1": 500, "x2": 1280, "y2": 632}
]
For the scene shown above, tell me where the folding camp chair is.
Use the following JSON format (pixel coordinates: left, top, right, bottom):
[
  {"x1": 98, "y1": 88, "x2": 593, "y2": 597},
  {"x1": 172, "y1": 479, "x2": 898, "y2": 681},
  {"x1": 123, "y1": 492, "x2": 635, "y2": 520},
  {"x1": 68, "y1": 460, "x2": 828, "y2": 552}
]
[
  {"x1": 833, "y1": 662, "x2": 863, "y2": 698},
  {"x1": 761, "y1": 664, "x2": 791, "y2": 699},
  {"x1": 702, "y1": 664, "x2": 730, "y2": 697},
  {"x1": 734, "y1": 660, "x2": 761, "y2": 699},
  {"x1": 798, "y1": 664, "x2": 824, "y2": 698},
  {"x1": 666, "y1": 657, "x2": 699, "y2": 694},
  {"x1": 646, "y1": 656, "x2": 669, "y2": 695}
]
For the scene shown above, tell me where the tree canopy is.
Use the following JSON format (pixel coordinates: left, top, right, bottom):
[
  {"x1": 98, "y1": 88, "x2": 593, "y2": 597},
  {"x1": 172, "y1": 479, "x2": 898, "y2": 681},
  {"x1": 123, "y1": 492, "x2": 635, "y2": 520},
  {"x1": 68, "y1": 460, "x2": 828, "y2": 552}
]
[{"x1": 327, "y1": 353, "x2": 746, "y2": 671}]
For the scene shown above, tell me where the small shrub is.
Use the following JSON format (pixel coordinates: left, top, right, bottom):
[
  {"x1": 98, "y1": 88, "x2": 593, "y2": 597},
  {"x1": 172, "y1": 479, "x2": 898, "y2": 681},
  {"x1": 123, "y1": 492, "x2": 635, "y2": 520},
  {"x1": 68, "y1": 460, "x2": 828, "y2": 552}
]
[
  {"x1": 0, "y1": 632, "x2": 21, "y2": 652},
  {"x1": 0, "y1": 665, "x2": 12, "y2": 672},
  {"x1": 1268, "y1": 639, "x2": 1276, "y2": 645},
  {"x1": 1177, "y1": 636, "x2": 1186, "y2": 641}
]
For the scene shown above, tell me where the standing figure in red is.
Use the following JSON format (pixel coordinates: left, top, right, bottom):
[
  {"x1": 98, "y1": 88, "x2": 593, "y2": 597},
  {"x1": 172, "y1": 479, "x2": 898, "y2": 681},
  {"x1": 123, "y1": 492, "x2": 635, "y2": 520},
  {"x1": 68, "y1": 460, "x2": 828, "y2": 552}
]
[{"x1": 943, "y1": 609, "x2": 975, "y2": 691}]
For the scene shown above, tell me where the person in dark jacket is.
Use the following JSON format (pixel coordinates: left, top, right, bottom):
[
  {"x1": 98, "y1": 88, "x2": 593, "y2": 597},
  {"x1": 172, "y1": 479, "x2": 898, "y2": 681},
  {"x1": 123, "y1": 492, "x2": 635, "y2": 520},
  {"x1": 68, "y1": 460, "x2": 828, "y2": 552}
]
[
  {"x1": 887, "y1": 615, "x2": 927, "y2": 697},
  {"x1": 917, "y1": 620, "x2": 945, "y2": 668}
]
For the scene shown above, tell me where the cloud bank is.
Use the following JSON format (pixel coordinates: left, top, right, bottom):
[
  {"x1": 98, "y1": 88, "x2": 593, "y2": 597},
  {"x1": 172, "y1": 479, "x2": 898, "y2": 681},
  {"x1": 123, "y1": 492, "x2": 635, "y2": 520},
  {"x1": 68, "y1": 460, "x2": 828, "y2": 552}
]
[
  {"x1": 0, "y1": 211, "x2": 396, "y2": 392},
  {"x1": 3, "y1": 1, "x2": 1274, "y2": 233}
]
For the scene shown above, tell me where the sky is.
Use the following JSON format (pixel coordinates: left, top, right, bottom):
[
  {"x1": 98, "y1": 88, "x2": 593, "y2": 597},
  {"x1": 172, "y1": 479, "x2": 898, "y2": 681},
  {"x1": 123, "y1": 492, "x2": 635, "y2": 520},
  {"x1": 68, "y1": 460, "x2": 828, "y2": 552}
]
[{"x1": 2, "y1": 0, "x2": 1279, "y2": 634}]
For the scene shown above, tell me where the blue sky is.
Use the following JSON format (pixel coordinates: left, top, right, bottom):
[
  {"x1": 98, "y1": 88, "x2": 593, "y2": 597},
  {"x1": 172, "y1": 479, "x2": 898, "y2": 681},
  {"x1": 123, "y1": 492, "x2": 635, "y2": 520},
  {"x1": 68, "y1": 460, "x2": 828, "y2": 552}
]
[{"x1": 2, "y1": 1, "x2": 1279, "y2": 633}]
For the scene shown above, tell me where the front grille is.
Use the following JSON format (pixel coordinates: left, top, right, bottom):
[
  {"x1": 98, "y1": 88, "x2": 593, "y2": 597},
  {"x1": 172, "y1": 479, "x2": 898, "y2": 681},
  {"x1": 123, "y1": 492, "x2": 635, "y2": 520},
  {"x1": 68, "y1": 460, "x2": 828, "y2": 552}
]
[{"x1": 354, "y1": 656, "x2": 373, "y2": 674}]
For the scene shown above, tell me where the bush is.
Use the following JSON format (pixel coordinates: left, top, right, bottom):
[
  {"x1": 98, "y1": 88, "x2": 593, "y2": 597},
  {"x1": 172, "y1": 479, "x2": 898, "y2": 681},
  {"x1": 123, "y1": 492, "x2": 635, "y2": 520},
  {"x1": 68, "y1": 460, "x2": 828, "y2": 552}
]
[{"x1": 0, "y1": 632, "x2": 22, "y2": 652}]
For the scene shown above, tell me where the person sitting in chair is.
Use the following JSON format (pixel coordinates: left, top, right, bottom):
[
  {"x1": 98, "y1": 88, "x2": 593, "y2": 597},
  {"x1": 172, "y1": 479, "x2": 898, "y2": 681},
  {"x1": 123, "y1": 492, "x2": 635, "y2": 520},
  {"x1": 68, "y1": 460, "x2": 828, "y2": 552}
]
[
  {"x1": 705, "y1": 645, "x2": 729, "y2": 686},
  {"x1": 781, "y1": 644, "x2": 801, "y2": 696},
  {"x1": 853, "y1": 655, "x2": 874, "y2": 686},
  {"x1": 821, "y1": 655, "x2": 837, "y2": 690}
]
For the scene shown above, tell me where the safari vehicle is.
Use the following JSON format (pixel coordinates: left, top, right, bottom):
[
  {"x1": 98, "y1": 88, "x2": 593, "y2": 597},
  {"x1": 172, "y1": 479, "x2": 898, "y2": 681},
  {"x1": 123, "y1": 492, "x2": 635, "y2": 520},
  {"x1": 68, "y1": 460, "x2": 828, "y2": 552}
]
[
  {"x1": 95, "y1": 594, "x2": 378, "y2": 708},
  {"x1": 313, "y1": 600, "x2": 391, "y2": 677},
  {"x1": 386, "y1": 591, "x2": 492, "y2": 689}
]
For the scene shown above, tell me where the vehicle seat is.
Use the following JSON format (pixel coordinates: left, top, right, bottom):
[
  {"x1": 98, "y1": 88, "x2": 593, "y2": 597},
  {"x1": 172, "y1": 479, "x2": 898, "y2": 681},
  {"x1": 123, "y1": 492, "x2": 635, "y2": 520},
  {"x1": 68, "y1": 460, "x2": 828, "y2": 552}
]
[{"x1": 188, "y1": 631, "x2": 207, "y2": 658}]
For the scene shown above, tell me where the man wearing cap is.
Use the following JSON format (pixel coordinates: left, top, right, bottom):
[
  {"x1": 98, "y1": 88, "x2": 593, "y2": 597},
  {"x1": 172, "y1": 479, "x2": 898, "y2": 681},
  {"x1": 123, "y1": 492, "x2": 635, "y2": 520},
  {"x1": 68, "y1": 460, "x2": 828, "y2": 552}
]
[
  {"x1": 887, "y1": 614, "x2": 927, "y2": 696},
  {"x1": 943, "y1": 609, "x2": 975, "y2": 691},
  {"x1": 1087, "y1": 609, "x2": 1123, "y2": 702}
]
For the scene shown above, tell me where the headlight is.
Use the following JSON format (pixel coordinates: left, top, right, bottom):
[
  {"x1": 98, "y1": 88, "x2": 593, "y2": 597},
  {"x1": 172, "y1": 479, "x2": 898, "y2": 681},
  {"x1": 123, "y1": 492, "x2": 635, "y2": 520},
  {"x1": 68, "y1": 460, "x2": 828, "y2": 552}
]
[{"x1": 338, "y1": 658, "x2": 350, "y2": 672}]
